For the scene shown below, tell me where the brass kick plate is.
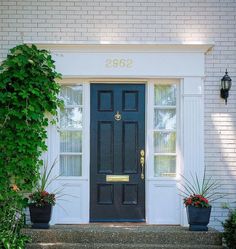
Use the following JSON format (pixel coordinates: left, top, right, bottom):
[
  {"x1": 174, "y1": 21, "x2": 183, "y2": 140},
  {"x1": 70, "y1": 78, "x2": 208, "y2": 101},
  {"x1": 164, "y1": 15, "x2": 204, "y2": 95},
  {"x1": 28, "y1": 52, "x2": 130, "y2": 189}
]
[{"x1": 106, "y1": 175, "x2": 129, "y2": 182}]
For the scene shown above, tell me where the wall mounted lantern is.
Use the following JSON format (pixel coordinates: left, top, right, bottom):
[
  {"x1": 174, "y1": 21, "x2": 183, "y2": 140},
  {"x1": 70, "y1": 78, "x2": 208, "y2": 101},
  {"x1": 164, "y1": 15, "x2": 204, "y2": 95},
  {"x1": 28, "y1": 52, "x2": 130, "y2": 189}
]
[{"x1": 220, "y1": 69, "x2": 232, "y2": 104}]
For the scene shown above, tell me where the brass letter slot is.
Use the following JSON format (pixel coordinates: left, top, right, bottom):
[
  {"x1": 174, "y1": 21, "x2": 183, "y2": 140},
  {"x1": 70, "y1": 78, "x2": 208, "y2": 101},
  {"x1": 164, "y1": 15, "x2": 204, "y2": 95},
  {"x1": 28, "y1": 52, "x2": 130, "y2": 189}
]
[{"x1": 106, "y1": 175, "x2": 129, "y2": 182}]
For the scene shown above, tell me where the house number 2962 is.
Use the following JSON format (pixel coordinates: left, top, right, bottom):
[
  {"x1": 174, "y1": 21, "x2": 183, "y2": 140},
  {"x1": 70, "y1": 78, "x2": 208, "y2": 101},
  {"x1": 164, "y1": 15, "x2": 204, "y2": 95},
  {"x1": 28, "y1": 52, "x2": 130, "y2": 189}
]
[{"x1": 105, "y1": 59, "x2": 133, "y2": 68}]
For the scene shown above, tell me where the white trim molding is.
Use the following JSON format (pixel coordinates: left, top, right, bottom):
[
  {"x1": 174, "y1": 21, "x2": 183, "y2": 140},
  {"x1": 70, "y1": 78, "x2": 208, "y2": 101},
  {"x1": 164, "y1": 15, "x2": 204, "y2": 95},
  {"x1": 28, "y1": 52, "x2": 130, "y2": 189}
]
[
  {"x1": 28, "y1": 41, "x2": 214, "y2": 52},
  {"x1": 27, "y1": 43, "x2": 213, "y2": 79}
]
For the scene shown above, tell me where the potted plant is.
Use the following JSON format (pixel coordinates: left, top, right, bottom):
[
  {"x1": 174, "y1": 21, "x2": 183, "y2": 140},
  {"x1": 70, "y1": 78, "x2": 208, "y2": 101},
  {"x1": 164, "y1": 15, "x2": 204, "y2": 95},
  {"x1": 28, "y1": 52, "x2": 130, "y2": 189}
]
[
  {"x1": 184, "y1": 194, "x2": 211, "y2": 231},
  {"x1": 28, "y1": 160, "x2": 58, "y2": 229},
  {"x1": 180, "y1": 173, "x2": 223, "y2": 231}
]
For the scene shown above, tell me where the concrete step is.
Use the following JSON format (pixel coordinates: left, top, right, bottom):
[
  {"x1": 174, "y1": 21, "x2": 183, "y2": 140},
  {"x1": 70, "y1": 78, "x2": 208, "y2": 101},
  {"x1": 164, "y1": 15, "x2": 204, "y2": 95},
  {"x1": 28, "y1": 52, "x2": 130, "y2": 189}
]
[
  {"x1": 26, "y1": 243, "x2": 225, "y2": 249},
  {"x1": 22, "y1": 225, "x2": 222, "y2": 246}
]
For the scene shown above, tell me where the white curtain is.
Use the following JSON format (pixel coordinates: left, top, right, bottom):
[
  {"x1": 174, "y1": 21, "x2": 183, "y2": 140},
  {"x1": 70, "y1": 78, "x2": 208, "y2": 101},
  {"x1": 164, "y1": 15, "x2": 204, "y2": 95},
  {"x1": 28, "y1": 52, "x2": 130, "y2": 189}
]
[
  {"x1": 154, "y1": 85, "x2": 177, "y2": 177},
  {"x1": 59, "y1": 86, "x2": 83, "y2": 176}
]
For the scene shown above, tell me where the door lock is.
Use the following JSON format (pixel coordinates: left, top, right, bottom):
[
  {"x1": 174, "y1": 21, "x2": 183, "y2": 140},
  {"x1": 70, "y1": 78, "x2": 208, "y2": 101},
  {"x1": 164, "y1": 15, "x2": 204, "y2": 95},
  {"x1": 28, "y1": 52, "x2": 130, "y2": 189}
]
[{"x1": 140, "y1": 150, "x2": 145, "y2": 180}]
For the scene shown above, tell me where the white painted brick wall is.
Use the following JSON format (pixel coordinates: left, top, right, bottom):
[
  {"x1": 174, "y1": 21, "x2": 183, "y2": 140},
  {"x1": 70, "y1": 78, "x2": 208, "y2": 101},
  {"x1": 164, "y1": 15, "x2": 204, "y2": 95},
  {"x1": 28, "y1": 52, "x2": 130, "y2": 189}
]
[{"x1": 0, "y1": 0, "x2": 236, "y2": 230}]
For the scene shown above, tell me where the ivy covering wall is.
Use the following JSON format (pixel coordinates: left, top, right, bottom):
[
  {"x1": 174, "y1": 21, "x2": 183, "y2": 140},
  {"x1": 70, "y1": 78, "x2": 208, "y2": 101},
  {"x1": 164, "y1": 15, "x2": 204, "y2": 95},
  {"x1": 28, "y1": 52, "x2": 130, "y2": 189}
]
[
  {"x1": 0, "y1": 44, "x2": 62, "y2": 248},
  {"x1": 0, "y1": 44, "x2": 62, "y2": 193}
]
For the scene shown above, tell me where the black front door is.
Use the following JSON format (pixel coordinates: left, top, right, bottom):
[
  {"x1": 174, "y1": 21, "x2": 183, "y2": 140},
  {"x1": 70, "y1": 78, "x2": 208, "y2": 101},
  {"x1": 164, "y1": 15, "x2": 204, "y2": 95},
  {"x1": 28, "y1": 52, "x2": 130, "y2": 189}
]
[{"x1": 90, "y1": 84, "x2": 145, "y2": 222}]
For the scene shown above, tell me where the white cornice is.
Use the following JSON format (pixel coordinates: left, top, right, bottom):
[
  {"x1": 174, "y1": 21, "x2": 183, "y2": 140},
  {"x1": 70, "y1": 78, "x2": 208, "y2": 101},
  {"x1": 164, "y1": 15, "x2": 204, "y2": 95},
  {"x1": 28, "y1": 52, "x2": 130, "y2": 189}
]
[{"x1": 25, "y1": 41, "x2": 214, "y2": 54}]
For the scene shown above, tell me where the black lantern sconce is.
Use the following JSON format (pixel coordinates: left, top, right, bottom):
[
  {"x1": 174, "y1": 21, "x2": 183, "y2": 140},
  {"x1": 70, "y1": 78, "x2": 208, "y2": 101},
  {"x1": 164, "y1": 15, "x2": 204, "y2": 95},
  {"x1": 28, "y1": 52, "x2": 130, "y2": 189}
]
[{"x1": 220, "y1": 70, "x2": 232, "y2": 104}]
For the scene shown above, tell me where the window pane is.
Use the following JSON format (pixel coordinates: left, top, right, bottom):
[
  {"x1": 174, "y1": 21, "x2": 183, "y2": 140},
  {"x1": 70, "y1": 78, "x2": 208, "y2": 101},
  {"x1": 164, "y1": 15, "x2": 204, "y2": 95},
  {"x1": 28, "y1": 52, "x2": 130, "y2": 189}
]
[
  {"x1": 60, "y1": 155, "x2": 82, "y2": 176},
  {"x1": 60, "y1": 107, "x2": 83, "y2": 129},
  {"x1": 154, "y1": 85, "x2": 176, "y2": 106},
  {"x1": 154, "y1": 132, "x2": 176, "y2": 153},
  {"x1": 60, "y1": 85, "x2": 82, "y2": 106},
  {"x1": 154, "y1": 156, "x2": 176, "y2": 177},
  {"x1": 60, "y1": 131, "x2": 82, "y2": 153},
  {"x1": 154, "y1": 109, "x2": 176, "y2": 130}
]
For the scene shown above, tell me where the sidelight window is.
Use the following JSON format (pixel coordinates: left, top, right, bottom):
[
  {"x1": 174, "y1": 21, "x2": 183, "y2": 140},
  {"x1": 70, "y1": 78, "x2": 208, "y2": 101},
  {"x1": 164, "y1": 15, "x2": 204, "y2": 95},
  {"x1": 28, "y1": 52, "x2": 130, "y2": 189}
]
[
  {"x1": 153, "y1": 85, "x2": 177, "y2": 177},
  {"x1": 59, "y1": 85, "x2": 83, "y2": 176}
]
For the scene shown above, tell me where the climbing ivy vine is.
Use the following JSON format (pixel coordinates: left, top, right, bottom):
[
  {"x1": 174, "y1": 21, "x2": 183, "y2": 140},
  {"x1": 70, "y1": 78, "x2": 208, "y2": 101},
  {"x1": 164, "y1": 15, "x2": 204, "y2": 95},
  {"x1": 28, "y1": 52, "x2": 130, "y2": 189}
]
[
  {"x1": 0, "y1": 44, "x2": 62, "y2": 247},
  {"x1": 0, "y1": 44, "x2": 62, "y2": 193}
]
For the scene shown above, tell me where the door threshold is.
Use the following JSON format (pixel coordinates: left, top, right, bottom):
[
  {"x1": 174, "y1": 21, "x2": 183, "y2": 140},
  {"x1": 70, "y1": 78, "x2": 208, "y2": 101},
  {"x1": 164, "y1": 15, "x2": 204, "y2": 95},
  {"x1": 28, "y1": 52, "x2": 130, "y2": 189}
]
[
  {"x1": 90, "y1": 220, "x2": 145, "y2": 223},
  {"x1": 89, "y1": 222, "x2": 147, "y2": 227}
]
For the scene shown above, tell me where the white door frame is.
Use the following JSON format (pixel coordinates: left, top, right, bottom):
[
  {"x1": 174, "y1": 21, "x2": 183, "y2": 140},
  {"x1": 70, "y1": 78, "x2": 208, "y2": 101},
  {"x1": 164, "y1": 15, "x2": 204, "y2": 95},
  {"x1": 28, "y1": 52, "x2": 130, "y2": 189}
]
[{"x1": 35, "y1": 43, "x2": 213, "y2": 226}]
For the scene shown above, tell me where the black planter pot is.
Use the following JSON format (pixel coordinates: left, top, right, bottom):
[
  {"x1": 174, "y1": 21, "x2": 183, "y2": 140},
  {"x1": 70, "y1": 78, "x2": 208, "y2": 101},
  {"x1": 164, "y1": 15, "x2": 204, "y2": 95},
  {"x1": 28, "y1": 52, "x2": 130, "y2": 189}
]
[
  {"x1": 29, "y1": 204, "x2": 52, "y2": 229},
  {"x1": 187, "y1": 206, "x2": 212, "y2": 231}
]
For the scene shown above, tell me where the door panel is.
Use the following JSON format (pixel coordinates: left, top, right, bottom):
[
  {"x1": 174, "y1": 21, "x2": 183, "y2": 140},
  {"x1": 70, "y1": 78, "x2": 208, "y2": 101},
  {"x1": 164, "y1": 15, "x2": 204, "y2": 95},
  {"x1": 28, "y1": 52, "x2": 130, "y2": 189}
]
[
  {"x1": 98, "y1": 121, "x2": 114, "y2": 174},
  {"x1": 123, "y1": 121, "x2": 138, "y2": 173},
  {"x1": 90, "y1": 84, "x2": 145, "y2": 222}
]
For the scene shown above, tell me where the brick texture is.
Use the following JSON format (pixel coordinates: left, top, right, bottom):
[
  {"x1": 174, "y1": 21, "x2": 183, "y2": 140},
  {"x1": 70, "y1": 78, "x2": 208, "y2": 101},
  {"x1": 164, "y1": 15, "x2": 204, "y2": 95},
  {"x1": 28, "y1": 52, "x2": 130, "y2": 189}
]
[{"x1": 0, "y1": 0, "x2": 236, "y2": 230}]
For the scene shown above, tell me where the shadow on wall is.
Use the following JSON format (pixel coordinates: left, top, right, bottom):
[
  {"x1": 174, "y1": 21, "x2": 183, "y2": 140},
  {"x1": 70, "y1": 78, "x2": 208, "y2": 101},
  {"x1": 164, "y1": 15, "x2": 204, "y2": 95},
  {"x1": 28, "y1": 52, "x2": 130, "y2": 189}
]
[{"x1": 208, "y1": 111, "x2": 236, "y2": 230}]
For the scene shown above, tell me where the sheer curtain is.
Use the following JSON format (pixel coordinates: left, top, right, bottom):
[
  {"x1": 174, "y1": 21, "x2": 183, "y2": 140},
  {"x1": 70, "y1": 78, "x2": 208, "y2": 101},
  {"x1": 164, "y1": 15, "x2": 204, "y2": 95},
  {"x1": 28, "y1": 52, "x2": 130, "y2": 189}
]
[
  {"x1": 154, "y1": 85, "x2": 177, "y2": 177},
  {"x1": 59, "y1": 85, "x2": 83, "y2": 176}
]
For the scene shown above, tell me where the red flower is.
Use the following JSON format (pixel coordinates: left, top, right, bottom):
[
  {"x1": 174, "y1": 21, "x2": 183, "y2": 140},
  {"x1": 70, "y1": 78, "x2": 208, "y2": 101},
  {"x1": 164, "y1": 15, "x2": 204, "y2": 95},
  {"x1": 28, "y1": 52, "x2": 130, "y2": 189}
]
[
  {"x1": 184, "y1": 193, "x2": 210, "y2": 208},
  {"x1": 41, "y1": 191, "x2": 49, "y2": 197},
  {"x1": 201, "y1": 197, "x2": 208, "y2": 203},
  {"x1": 187, "y1": 198, "x2": 192, "y2": 205}
]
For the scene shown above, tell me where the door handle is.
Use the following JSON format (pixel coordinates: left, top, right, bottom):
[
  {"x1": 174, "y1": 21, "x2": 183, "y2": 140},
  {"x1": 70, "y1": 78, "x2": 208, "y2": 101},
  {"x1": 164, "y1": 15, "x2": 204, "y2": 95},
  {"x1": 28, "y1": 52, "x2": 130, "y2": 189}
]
[{"x1": 140, "y1": 150, "x2": 145, "y2": 180}]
